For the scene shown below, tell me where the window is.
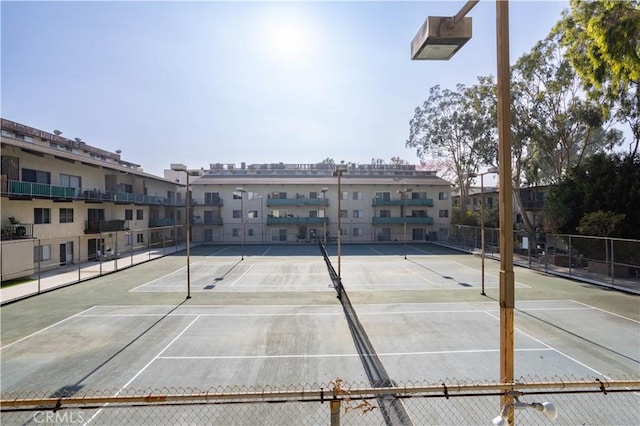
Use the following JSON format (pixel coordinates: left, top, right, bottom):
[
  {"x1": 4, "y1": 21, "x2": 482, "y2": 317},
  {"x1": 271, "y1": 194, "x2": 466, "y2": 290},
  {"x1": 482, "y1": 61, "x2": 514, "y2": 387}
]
[
  {"x1": 411, "y1": 191, "x2": 428, "y2": 200},
  {"x1": 352, "y1": 191, "x2": 363, "y2": 200},
  {"x1": 233, "y1": 210, "x2": 242, "y2": 219},
  {"x1": 125, "y1": 209, "x2": 133, "y2": 220},
  {"x1": 340, "y1": 209, "x2": 348, "y2": 218},
  {"x1": 23, "y1": 168, "x2": 51, "y2": 184},
  {"x1": 137, "y1": 233, "x2": 144, "y2": 243},
  {"x1": 34, "y1": 244, "x2": 51, "y2": 261},
  {"x1": 439, "y1": 210, "x2": 449, "y2": 218},
  {"x1": 204, "y1": 192, "x2": 220, "y2": 204},
  {"x1": 248, "y1": 228, "x2": 254, "y2": 236},
  {"x1": 375, "y1": 192, "x2": 391, "y2": 201},
  {"x1": 340, "y1": 191, "x2": 348, "y2": 200},
  {"x1": 309, "y1": 210, "x2": 318, "y2": 218},
  {"x1": 232, "y1": 228, "x2": 240, "y2": 237},
  {"x1": 309, "y1": 191, "x2": 318, "y2": 199},
  {"x1": 34, "y1": 208, "x2": 51, "y2": 224},
  {"x1": 412, "y1": 210, "x2": 428, "y2": 217},
  {"x1": 352, "y1": 210, "x2": 364, "y2": 219},
  {"x1": 233, "y1": 192, "x2": 242, "y2": 200},
  {"x1": 136, "y1": 209, "x2": 144, "y2": 220},
  {"x1": 352, "y1": 228, "x2": 363, "y2": 237},
  {"x1": 439, "y1": 191, "x2": 449, "y2": 200},
  {"x1": 272, "y1": 229, "x2": 287, "y2": 242},
  {"x1": 380, "y1": 210, "x2": 391, "y2": 218},
  {"x1": 60, "y1": 174, "x2": 81, "y2": 190},
  {"x1": 248, "y1": 210, "x2": 258, "y2": 218},
  {"x1": 119, "y1": 183, "x2": 133, "y2": 193},
  {"x1": 59, "y1": 208, "x2": 74, "y2": 223}
]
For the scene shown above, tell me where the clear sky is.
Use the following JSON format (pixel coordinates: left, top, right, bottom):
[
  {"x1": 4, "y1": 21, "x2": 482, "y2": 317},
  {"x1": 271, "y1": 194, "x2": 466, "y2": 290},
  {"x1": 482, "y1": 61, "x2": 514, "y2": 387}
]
[{"x1": 1, "y1": 0, "x2": 569, "y2": 177}]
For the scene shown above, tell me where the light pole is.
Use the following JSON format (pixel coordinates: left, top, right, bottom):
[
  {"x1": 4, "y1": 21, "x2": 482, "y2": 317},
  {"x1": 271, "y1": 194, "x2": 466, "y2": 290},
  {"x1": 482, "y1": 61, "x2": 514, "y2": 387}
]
[
  {"x1": 412, "y1": 1, "x2": 515, "y2": 418},
  {"x1": 236, "y1": 187, "x2": 246, "y2": 260},
  {"x1": 171, "y1": 163, "x2": 191, "y2": 299},
  {"x1": 259, "y1": 195, "x2": 264, "y2": 244},
  {"x1": 398, "y1": 188, "x2": 412, "y2": 259},
  {"x1": 478, "y1": 167, "x2": 499, "y2": 296},
  {"x1": 321, "y1": 187, "x2": 328, "y2": 246},
  {"x1": 333, "y1": 165, "x2": 348, "y2": 278}
]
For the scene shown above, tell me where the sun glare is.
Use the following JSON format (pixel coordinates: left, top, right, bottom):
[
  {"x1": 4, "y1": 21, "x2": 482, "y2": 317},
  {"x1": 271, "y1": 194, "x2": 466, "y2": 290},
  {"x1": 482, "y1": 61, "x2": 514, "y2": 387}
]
[{"x1": 262, "y1": 13, "x2": 316, "y2": 68}]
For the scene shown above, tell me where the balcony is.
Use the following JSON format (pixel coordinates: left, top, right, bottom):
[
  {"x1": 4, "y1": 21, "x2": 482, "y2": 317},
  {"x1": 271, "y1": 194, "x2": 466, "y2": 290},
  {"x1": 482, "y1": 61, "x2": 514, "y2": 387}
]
[
  {"x1": 84, "y1": 219, "x2": 128, "y2": 234},
  {"x1": 267, "y1": 198, "x2": 329, "y2": 207},
  {"x1": 267, "y1": 216, "x2": 329, "y2": 225},
  {"x1": 373, "y1": 216, "x2": 434, "y2": 225},
  {"x1": 2, "y1": 180, "x2": 181, "y2": 206},
  {"x1": 372, "y1": 198, "x2": 434, "y2": 207},
  {"x1": 522, "y1": 199, "x2": 545, "y2": 210},
  {"x1": 149, "y1": 218, "x2": 176, "y2": 227},
  {"x1": 1, "y1": 222, "x2": 34, "y2": 240},
  {"x1": 6, "y1": 180, "x2": 75, "y2": 199},
  {"x1": 194, "y1": 217, "x2": 224, "y2": 226}
]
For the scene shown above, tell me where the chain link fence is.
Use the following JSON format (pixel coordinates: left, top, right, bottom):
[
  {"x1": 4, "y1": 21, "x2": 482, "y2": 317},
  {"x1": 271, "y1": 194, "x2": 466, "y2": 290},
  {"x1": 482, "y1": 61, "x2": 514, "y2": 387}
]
[
  {"x1": 448, "y1": 225, "x2": 640, "y2": 294},
  {"x1": 2, "y1": 378, "x2": 638, "y2": 425}
]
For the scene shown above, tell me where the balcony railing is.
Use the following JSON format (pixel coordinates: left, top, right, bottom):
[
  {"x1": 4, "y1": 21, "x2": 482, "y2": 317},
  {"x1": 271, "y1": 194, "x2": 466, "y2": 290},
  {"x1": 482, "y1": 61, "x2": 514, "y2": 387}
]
[
  {"x1": 194, "y1": 217, "x2": 224, "y2": 226},
  {"x1": 1, "y1": 223, "x2": 33, "y2": 240},
  {"x1": 2, "y1": 180, "x2": 181, "y2": 206},
  {"x1": 84, "y1": 220, "x2": 128, "y2": 233},
  {"x1": 372, "y1": 198, "x2": 434, "y2": 207},
  {"x1": 149, "y1": 218, "x2": 176, "y2": 227},
  {"x1": 267, "y1": 198, "x2": 329, "y2": 207},
  {"x1": 372, "y1": 216, "x2": 434, "y2": 225},
  {"x1": 7, "y1": 181, "x2": 75, "y2": 199},
  {"x1": 267, "y1": 217, "x2": 329, "y2": 225}
]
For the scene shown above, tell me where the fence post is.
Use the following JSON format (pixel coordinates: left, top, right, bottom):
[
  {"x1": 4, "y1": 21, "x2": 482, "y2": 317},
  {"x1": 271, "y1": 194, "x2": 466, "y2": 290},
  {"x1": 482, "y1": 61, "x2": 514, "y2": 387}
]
[
  {"x1": 77, "y1": 235, "x2": 81, "y2": 282},
  {"x1": 37, "y1": 239, "x2": 41, "y2": 294},
  {"x1": 330, "y1": 399, "x2": 341, "y2": 426},
  {"x1": 610, "y1": 238, "x2": 615, "y2": 286}
]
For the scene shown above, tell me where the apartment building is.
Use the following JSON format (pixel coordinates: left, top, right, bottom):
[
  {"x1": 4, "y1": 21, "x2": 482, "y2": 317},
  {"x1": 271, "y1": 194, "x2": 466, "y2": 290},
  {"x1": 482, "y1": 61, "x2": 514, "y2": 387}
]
[
  {"x1": 1, "y1": 118, "x2": 180, "y2": 280},
  {"x1": 169, "y1": 162, "x2": 453, "y2": 245}
]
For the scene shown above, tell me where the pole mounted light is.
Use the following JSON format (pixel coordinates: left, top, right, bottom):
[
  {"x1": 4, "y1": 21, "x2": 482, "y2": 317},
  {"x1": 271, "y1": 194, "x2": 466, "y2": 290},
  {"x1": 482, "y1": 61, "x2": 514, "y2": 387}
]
[
  {"x1": 333, "y1": 165, "x2": 348, "y2": 279},
  {"x1": 411, "y1": 0, "x2": 515, "y2": 420},
  {"x1": 321, "y1": 187, "x2": 329, "y2": 247},
  {"x1": 235, "y1": 187, "x2": 247, "y2": 260},
  {"x1": 397, "y1": 188, "x2": 413, "y2": 259},
  {"x1": 492, "y1": 392, "x2": 557, "y2": 426},
  {"x1": 170, "y1": 163, "x2": 192, "y2": 299}
]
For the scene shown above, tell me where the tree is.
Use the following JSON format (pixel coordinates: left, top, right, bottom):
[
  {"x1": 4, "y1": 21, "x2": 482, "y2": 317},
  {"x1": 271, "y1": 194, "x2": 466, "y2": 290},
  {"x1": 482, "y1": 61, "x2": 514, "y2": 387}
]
[
  {"x1": 510, "y1": 32, "x2": 623, "y2": 234},
  {"x1": 545, "y1": 152, "x2": 640, "y2": 238},
  {"x1": 319, "y1": 158, "x2": 335, "y2": 165},
  {"x1": 390, "y1": 157, "x2": 409, "y2": 166},
  {"x1": 556, "y1": 0, "x2": 640, "y2": 156},
  {"x1": 406, "y1": 82, "x2": 495, "y2": 215}
]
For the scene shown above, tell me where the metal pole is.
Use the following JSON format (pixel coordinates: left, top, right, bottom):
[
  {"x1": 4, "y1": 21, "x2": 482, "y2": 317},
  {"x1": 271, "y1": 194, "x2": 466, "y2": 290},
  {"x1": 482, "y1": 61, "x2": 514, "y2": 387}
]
[
  {"x1": 260, "y1": 196, "x2": 264, "y2": 244},
  {"x1": 496, "y1": 0, "x2": 515, "y2": 421},
  {"x1": 241, "y1": 191, "x2": 245, "y2": 260},
  {"x1": 337, "y1": 174, "x2": 342, "y2": 278},
  {"x1": 481, "y1": 173, "x2": 486, "y2": 295},
  {"x1": 330, "y1": 400, "x2": 341, "y2": 426},
  {"x1": 403, "y1": 192, "x2": 408, "y2": 259},
  {"x1": 186, "y1": 172, "x2": 191, "y2": 299},
  {"x1": 323, "y1": 191, "x2": 327, "y2": 246}
]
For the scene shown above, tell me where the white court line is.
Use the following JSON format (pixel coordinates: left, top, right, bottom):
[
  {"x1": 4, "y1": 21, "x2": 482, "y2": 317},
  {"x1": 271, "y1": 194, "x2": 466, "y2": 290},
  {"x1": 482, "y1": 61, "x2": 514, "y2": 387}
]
[
  {"x1": 230, "y1": 264, "x2": 253, "y2": 286},
  {"x1": 79, "y1": 312, "x2": 343, "y2": 317},
  {"x1": 85, "y1": 315, "x2": 201, "y2": 425},
  {"x1": 158, "y1": 348, "x2": 553, "y2": 360},
  {"x1": 129, "y1": 267, "x2": 185, "y2": 291},
  {"x1": 399, "y1": 264, "x2": 431, "y2": 282},
  {"x1": 483, "y1": 311, "x2": 609, "y2": 379},
  {"x1": 570, "y1": 300, "x2": 640, "y2": 323},
  {"x1": 408, "y1": 246, "x2": 434, "y2": 255},
  {"x1": 206, "y1": 247, "x2": 230, "y2": 257},
  {"x1": 368, "y1": 246, "x2": 385, "y2": 255},
  {"x1": 1, "y1": 306, "x2": 97, "y2": 351},
  {"x1": 261, "y1": 247, "x2": 272, "y2": 256}
]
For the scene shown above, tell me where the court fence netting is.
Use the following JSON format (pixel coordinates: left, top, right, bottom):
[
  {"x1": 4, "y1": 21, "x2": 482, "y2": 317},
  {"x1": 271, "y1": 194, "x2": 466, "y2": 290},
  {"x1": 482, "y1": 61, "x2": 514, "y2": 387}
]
[{"x1": 1, "y1": 377, "x2": 639, "y2": 425}]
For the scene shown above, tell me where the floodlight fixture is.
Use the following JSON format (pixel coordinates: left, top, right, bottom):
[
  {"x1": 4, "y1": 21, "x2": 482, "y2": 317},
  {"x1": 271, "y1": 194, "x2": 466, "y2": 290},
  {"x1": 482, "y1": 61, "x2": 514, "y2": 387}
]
[
  {"x1": 411, "y1": 16, "x2": 472, "y2": 60},
  {"x1": 492, "y1": 393, "x2": 557, "y2": 426}
]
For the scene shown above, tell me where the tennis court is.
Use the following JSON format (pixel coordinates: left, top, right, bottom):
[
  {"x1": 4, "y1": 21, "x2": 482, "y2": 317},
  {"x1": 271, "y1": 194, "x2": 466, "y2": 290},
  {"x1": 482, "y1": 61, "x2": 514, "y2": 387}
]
[{"x1": 1, "y1": 243, "x2": 638, "y2": 424}]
